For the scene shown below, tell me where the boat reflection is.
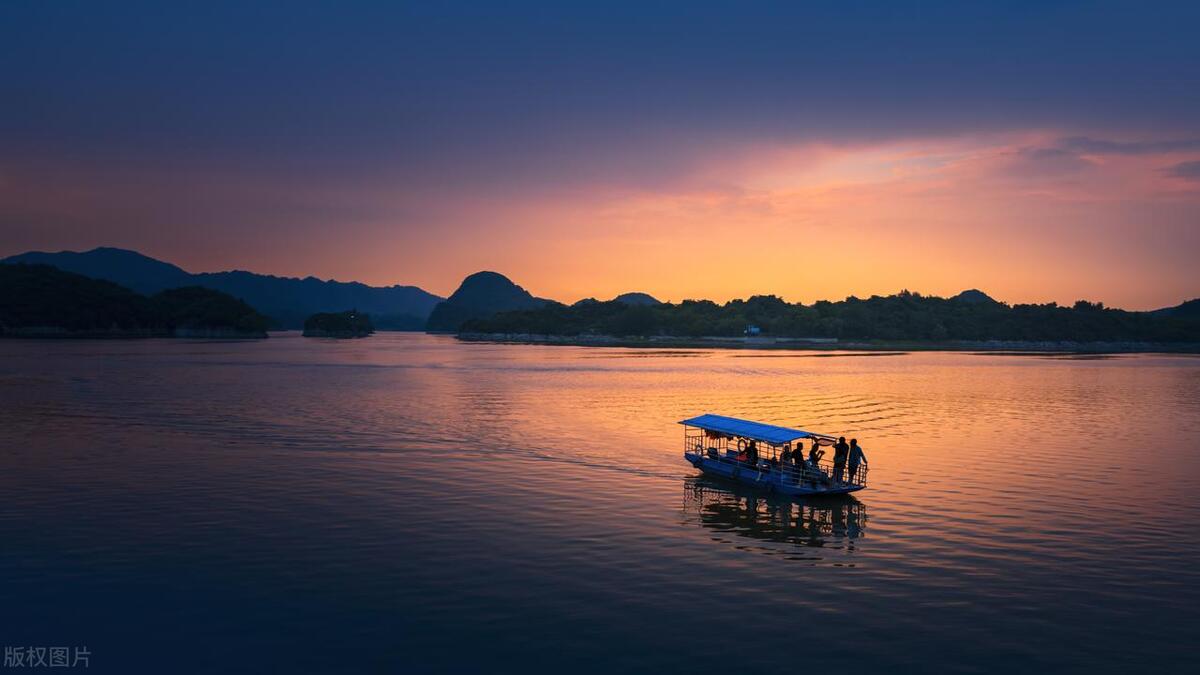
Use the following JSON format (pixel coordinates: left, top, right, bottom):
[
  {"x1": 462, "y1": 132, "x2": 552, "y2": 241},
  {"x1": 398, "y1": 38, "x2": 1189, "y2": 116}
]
[{"x1": 683, "y1": 477, "x2": 867, "y2": 557}]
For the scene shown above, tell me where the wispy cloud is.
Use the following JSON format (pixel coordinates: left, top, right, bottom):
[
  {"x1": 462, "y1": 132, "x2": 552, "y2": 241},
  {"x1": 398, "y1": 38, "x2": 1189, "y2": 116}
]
[
  {"x1": 1007, "y1": 146, "x2": 1097, "y2": 176},
  {"x1": 1058, "y1": 136, "x2": 1200, "y2": 155},
  {"x1": 1164, "y1": 160, "x2": 1200, "y2": 181}
]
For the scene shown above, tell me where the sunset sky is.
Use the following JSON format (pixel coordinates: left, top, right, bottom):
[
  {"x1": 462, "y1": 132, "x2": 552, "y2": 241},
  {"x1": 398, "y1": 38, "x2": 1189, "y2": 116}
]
[{"x1": 2, "y1": 1, "x2": 1199, "y2": 309}]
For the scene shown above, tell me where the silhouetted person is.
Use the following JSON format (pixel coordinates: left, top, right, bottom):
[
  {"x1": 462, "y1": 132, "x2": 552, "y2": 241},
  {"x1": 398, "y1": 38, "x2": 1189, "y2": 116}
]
[
  {"x1": 833, "y1": 436, "x2": 849, "y2": 483},
  {"x1": 848, "y1": 438, "x2": 868, "y2": 483},
  {"x1": 746, "y1": 439, "x2": 759, "y2": 466},
  {"x1": 806, "y1": 441, "x2": 826, "y2": 486},
  {"x1": 807, "y1": 440, "x2": 825, "y2": 465}
]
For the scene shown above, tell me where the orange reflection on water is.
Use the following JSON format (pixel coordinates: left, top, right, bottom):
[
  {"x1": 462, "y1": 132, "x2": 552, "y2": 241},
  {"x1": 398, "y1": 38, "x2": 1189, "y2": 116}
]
[{"x1": 426, "y1": 341, "x2": 1200, "y2": 559}]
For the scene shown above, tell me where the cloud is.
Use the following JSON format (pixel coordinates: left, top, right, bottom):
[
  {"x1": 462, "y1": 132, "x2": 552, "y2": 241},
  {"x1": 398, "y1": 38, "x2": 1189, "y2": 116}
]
[
  {"x1": 1059, "y1": 136, "x2": 1200, "y2": 155},
  {"x1": 1010, "y1": 146, "x2": 1096, "y2": 175},
  {"x1": 1164, "y1": 160, "x2": 1200, "y2": 181}
]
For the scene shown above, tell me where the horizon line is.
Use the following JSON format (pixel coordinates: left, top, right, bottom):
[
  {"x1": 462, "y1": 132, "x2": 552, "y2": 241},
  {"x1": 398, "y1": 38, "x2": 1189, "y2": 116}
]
[{"x1": 3, "y1": 245, "x2": 1196, "y2": 313}]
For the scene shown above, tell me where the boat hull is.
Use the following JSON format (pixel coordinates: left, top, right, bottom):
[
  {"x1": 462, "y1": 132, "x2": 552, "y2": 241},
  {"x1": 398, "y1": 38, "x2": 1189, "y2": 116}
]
[{"x1": 685, "y1": 452, "x2": 865, "y2": 496}]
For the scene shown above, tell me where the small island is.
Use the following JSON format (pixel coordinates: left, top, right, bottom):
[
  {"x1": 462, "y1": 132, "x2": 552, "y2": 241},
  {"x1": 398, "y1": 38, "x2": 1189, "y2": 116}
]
[{"x1": 303, "y1": 310, "x2": 375, "y2": 338}]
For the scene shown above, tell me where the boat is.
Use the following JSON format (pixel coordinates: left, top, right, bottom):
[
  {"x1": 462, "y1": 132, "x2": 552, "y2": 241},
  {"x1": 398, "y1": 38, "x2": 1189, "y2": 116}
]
[{"x1": 680, "y1": 414, "x2": 868, "y2": 496}]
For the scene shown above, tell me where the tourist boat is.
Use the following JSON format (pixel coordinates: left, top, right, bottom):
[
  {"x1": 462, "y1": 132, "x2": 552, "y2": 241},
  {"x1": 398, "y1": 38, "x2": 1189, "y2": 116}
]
[{"x1": 680, "y1": 414, "x2": 868, "y2": 496}]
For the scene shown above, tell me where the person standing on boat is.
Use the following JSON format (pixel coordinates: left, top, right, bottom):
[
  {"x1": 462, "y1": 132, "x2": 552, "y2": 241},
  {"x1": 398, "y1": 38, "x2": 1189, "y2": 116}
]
[
  {"x1": 746, "y1": 439, "x2": 759, "y2": 466},
  {"x1": 847, "y1": 439, "x2": 867, "y2": 483},
  {"x1": 833, "y1": 437, "x2": 850, "y2": 484}
]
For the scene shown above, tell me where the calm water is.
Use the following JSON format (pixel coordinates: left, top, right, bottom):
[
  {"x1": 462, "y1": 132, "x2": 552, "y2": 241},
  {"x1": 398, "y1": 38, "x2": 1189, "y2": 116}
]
[{"x1": 2, "y1": 334, "x2": 1198, "y2": 673}]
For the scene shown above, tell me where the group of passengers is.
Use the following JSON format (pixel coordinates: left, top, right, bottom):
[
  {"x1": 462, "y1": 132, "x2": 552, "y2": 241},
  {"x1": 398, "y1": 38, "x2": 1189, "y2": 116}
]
[{"x1": 762, "y1": 436, "x2": 868, "y2": 485}]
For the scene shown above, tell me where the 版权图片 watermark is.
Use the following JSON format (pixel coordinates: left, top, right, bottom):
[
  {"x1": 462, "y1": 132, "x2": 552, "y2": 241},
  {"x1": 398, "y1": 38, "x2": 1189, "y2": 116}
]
[{"x1": 3, "y1": 647, "x2": 89, "y2": 669}]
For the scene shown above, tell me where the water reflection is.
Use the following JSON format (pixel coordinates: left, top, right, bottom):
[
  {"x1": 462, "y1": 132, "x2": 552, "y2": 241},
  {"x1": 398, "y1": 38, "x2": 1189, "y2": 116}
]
[
  {"x1": 683, "y1": 477, "x2": 867, "y2": 560},
  {"x1": 3, "y1": 335, "x2": 1197, "y2": 672}
]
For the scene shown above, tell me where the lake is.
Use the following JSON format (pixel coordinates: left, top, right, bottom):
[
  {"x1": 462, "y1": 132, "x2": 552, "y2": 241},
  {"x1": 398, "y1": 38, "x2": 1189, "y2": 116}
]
[{"x1": 1, "y1": 333, "x2": 1198, "y2": 673}]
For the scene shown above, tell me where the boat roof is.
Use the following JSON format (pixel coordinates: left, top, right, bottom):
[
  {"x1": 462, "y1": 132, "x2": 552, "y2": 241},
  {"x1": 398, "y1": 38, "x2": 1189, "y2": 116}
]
[{"x1": 679, "y1": 414, "x2": 829, "y2": 445}]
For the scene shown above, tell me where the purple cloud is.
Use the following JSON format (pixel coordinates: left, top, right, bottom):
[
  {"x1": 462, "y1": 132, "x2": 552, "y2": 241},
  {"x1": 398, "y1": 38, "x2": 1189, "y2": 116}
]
[
  {"x1": 1164, "y1": 160, "x2": 1200, "y2": 180},
  {"x1": 1060, "y1": 137, "x2": 1200, "y2": 155}
]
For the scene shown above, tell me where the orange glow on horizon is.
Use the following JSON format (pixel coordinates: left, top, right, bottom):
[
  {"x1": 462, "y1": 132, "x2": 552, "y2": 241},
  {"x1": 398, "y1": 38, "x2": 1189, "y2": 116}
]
[
  {"x1": 365, "y1": 132, "x2": 1199, "y2": 310},
  {"x1": 10, "y1": 131, "x2": 1197, "y2": 310}
]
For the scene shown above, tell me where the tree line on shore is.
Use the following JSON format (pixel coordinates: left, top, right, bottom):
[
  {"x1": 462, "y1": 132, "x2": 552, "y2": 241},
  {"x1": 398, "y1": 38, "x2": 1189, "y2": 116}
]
[
  {"x1": 462, "y1": 291, "x2": 1200, "y2": 343},
  {"x1": 0, "y1": 263, "x2": 271, "y2": 337},
  {"x1": 303, "y1": 310, "x2": 375, "y2": 338}
]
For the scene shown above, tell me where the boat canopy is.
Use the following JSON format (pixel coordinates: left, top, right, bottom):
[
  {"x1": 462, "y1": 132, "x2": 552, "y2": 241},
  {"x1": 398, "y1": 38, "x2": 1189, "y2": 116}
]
[{"x1": 679, "y1": 414, "x2": 824, "y2": 445}]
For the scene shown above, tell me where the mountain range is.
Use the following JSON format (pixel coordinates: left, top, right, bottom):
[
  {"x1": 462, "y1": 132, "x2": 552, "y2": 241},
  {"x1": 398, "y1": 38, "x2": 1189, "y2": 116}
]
[
  {"x1": 3, "y1": 246, "x2": 1195, "y2": 333},
  {"x1": 2, "y1": 248, "x2": 442, "y2": 329}
]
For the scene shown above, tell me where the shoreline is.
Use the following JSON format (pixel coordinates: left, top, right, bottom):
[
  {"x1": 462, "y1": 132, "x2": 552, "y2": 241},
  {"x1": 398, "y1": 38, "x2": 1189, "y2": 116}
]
[
  {"x1": 456, "y1": 332, "x2": 1200, "y2": 354},
  {"x1": 0, "y1": 326, "x2": 268, "y2": 339}
]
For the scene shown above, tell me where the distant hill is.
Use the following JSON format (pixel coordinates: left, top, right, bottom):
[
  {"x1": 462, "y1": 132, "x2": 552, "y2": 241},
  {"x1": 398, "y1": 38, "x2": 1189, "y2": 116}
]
[
  {"x1": 612, "y1": 292, "x2": 661, "y2": 306},
  {"x1": 950, "y1": 289, "x2": 998, "y2": 304},
  {"x1": 152, "y1": 286, "x2": 271, "y2": 337},
  {"x1": 5, "y1": 247, "x2": 192, "y2": 294},
  {"x1": 1, "y1": 247, "x2": 443, "y2": 329},
  {"x1": 0, "y1": 264, "x2": 268, "y2": 338},
  {"x1": 574, "y1": 292, "x2": 662, "y2": 307},
  {"x1": 1152, "y1": 298, "x2": 1200, "y2": 318},
  {"x1": 425, "y1": 271, "x2": 548, "y2": 332}
]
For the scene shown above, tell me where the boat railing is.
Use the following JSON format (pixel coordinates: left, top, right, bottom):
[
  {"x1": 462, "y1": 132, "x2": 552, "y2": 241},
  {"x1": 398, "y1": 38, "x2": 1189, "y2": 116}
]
[{"x1": 686, "y1": 440, "x2": 868, "y2": 488}]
